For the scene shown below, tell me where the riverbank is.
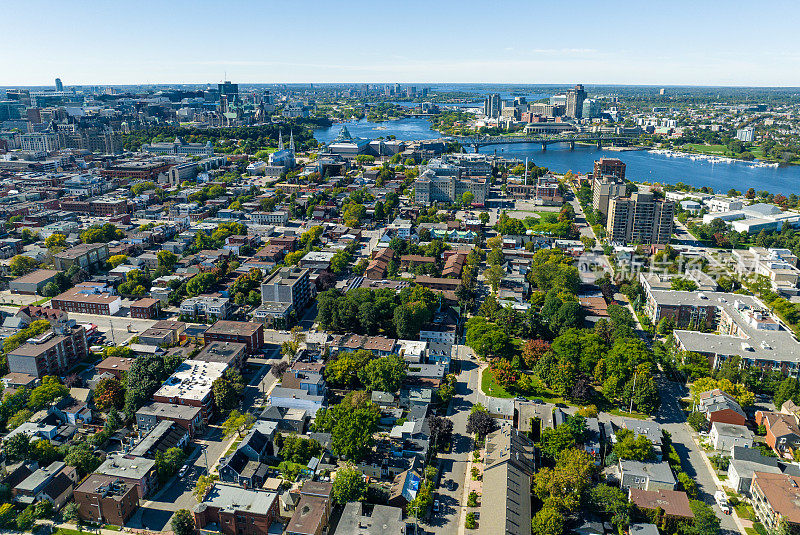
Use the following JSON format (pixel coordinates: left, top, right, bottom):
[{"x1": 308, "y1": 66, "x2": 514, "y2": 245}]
[{"x1": 647, "y1": 148, "x2": 781, "y2": 169}]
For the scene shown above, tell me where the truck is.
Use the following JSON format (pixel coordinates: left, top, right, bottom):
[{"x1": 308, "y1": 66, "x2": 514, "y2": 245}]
[{"x1": 714, "y1": 490, "x2": 731, "y2": 514}]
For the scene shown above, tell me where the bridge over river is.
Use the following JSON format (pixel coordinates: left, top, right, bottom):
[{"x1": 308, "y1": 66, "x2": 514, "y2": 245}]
[{"x1": 449, "y1": 133, "x2": 637, "y2": 152}]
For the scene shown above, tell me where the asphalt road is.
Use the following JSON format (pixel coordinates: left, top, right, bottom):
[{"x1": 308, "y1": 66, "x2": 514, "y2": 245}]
[
  {"x1": 656, "y1": 378, "x2": 740, "y2": 535},
  {"x1": 128, "y1": 343, "x2": 290, "y2": 531},
  {"x1": 422, "y1": 345, "x2": 479, "y2": 535}
]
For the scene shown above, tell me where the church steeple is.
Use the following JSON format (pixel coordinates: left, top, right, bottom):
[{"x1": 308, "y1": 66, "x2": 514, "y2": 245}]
[
  {"x1": 289, "y1": 130, "x2": 295, "y2": 152},
  {"x1": 278, "y1": 130, "x2": 284, "y2": 151}
]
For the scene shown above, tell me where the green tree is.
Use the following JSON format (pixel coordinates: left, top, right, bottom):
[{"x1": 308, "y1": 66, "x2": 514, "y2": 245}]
[
  {"x1": 484, "y1": 264, "x2": 505, "y2": 293},
  {"x1": 171, "y1": 509, "x2": 195, "y2": 535},
  {"x1": 4, "y1": 432, "x2": 31, "y2": 461},
  {"x1": 9, "y1": 255, "x2": 38, "y2": 277},
  {"x1": 212, "y1": 376, "x2": 238, "y2": 413},
  {"x1": 612, "y1": 429, "x2": 656, "y2": 461},
  {"x1": 63, "y1": 442, "x2": 102, "y2": 476},
  {"x1": 222, "y1": 410, "x2": 255, "y2": 438},
  {"x1": 685, "y1": 499, "x2": 721, "y2": 535},
  {"x1": 533, "y1": 448, "x2": 593, "y2": 513},
  {"x1": 61, "y1": 502, "x2": 79, "y2": 523},
  {"x1": 358, "y1": 354, "x2": 407, "y2": 392},
  {"x1": 530, "y1": 507, "x2": 565, "y2": 535},
  {"x1": 108, "y1": 254, "x2": 128, "y2": 268},
  {"x1": 331, "y1": 463, "x2": 367, "y2": 504},
  {"x1": 313, "y1": 392, "x2": 379, "y2": 461},
  {"x1": 157, "y1": 250, "x2": 178, "y2": 270},
  {"x1": 587, "y1": 484, "x2": 630, "y2": 529},
  {"x1": 45, "y1": 233, "x2": 66, "y2": 249},
  {"x1": 27, "y1": 376, "x2": 69, "y2": 410}
]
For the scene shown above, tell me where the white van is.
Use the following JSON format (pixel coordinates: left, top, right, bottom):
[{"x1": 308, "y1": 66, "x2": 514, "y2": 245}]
[{"x1": 714, "y1": 490, "x2": 731, "y2": 514}]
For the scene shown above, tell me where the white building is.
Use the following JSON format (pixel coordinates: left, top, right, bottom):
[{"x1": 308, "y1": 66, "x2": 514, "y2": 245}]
[
  {"x1": 736, "y1": 127, "x2": 755, "y2": 142},
  {"x1": 21, "y1": 132, "x2": 59, "y2": 152},
  {"x1": 710, "y1": 421, "x2": 753, "y2": 451}
]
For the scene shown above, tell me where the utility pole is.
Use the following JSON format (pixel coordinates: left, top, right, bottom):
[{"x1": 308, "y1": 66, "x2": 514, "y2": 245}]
[{"x1": 629, "y1": 371, "x2": 637, "y2": 414}]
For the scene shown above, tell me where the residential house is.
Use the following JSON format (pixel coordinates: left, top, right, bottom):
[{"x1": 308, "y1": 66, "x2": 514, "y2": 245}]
[
  {"x1": 285, "y1": 481, "x2": 333, "y2": 535},
  {"x1": 728, "y1": 446, "x2": 782, "y2": 495},
  {"x1": 267, "y1": 387, "x2": 324, "y2": 418},
  {"x1": 756, "y1": 411, "x2": 800, "y2": 458},
  {"x1": 710, "y1": 421, "x2": 754, "y2": 451},
  {"x1": 14, "y1": 461, "x2": 78, "y2": 509},
  {"x1": 258, "y1": 405, "x2": 307, "y2": 434},
  {"x1": 697, "y1": 389, "x2": 747, "y2": 427},
  {"x1": 619, "y1": 460, "x2": 677, "y2": 492},
  {"x1": 621, "y1": 419, "x2": 663, "y2": 460},
  {"x1": 135, "y1": 402, "x2": 204, "y2": 437},
  {"x1": 629, "y1": 489, "x2": 694, "y2": 521},
  {"x1": 129, "y1": 420, "x2": 190, "y2": 459},
  {"x1": 333, "y1": 502, "x2": 405, "y2": 535}
]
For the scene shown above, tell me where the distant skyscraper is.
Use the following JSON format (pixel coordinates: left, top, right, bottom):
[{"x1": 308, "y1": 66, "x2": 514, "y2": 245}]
[
  {"x1": 394, "y1": 83, "x2": 401, "y2": 95},
  {"x1": 218, "y1": 81, "x2": 238, "y2": 99},
  {"x1": 55, "y1": 78, "x2": 63, "y2": 92},
  {"x1": 483, "y1": 94, "x2": 501, "y2": 118},
  {"x1": 566, "y1": 84, "x2": 587, "y2": 119}
]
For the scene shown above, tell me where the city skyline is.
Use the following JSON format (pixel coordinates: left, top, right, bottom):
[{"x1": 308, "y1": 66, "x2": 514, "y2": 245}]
[{"x1": 3, "y1": 0, "x2": 800, "y2": 86}]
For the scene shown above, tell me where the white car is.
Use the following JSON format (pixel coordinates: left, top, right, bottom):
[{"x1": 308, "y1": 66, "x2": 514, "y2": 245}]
[
  {"x1": 714, "y1": 490, "x2": 731, "y2": 514},
  {"x1": 178, "y1": 465, "x2": 189, "y2": 478}
]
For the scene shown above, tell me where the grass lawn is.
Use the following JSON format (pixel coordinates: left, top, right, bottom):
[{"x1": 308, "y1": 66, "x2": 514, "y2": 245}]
[
  {"x1": 223, "y1": 437, "x2": 243, "y2": 457},
  {"x1": 745, "y1": 523, "x2": 768, "y2": 535},
  {"x1": 481, "y1": 369, "x2": 512, "y2": 398},
  {"x1": 681, "y1": 143, "x2": 729, "y2": 156},
  {"x1": 735, "y1": 503, "x2": 757, "y2": 521},
  {"x1": 481, "y1": 369, "x2": 653, "y2": 419}
]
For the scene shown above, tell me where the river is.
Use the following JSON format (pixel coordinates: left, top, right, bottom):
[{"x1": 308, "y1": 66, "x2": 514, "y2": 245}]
[{"x1": 314, "y1": 118, "x2": 800, "y2": 195}]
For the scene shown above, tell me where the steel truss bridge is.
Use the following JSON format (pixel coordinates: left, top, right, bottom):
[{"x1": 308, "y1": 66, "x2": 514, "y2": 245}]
[{"x1": 449, "y1": 133, "x2": 637, "y2": 152}]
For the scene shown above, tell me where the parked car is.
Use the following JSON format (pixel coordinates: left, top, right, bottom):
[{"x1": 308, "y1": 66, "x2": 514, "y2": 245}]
[
  {"x1": 178, "y1": 465, "x2": 189, "y2": 478},
  {"x1": 433, "y1": 499, "x2": 440, "y2": 512},
  {"x1": 714, "y1": 491, "x2": 731, "y2": 514}
]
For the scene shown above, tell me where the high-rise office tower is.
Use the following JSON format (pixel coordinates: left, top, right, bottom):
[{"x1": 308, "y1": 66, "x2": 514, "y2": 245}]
[
  {"x1": 55, "y1": 78, "x2": 63, "y2": 92},
  {"x1": 566, "y1": 84, "x2": 587, "y2": 119},
  {"x1": 218, "y1": 81, "x2": 238, "y2": 100},
  {"x1": 483, "y1": 94, "x2": 501, "y2": 118}
]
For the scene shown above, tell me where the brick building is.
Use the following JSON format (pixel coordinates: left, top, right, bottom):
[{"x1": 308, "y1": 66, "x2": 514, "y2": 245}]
[
  {"x1": 204, "y1": 320, "x2": 264, "y2": 354},
  {"x1": 74, "y1": 474, "x2": 139, "y2": 525},
  {"x1": 7, "y1": 320, "x2": 88, "y2": 378},
  {"x1": 194, "y1": 483, "x2": 279, "y2": 535},
  {"x1": 130, "y1": 297, "x2": 161, "y2": 319}
]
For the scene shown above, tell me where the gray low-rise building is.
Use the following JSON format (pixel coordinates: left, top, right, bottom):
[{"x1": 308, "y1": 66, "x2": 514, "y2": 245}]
[
  {"x1": 334, "y1": 502, "x2": 406, "y2": 535},
  {"x1": 619, "y1": 460, "x2": 676, "y2": 492},
  {"x1": 129, "y1": 420, "x2": 190, "y2": 459},
  {"x1": 727, "y1": 446, "x2": 782, "y2": 495}
]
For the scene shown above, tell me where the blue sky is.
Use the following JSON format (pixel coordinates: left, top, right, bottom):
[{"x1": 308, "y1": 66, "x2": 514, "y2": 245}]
[{"x1": 3, "y1": 0, "x2": 799, "y2": 86}]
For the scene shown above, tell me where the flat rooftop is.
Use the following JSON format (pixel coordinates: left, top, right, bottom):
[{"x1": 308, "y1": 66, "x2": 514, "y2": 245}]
[{"x1": 154, "y1": 360, "x2": 228, "y2": 402}]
